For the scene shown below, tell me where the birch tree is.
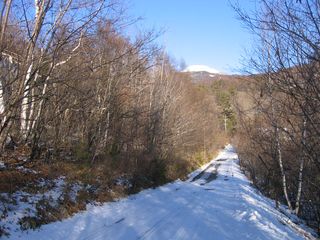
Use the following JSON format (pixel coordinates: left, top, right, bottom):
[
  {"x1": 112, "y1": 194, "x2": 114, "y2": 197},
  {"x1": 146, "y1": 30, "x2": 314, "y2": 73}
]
[{"x1": 234, "y1": 0, "x2": 320, "y2": 225}]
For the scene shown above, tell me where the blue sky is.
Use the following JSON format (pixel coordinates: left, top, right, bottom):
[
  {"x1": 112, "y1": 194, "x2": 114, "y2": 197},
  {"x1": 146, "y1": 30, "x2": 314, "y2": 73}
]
[{"x1": 128, "y1": 0, "x2": 256, "y2": 73}]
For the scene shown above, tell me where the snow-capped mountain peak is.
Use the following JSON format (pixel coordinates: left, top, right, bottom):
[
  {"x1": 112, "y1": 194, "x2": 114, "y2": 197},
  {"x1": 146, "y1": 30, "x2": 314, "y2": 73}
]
[{"x1": 183, "y1": 65, "x2": 220, "y2": 74}]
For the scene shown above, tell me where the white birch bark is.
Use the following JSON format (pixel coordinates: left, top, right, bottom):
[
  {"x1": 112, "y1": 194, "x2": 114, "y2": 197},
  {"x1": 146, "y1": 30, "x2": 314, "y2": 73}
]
[
  {"x1": 0, "y1": 78, "x2": 5, "y2": 124},
  {"x1": 275, "y1": 126, "x2": 292, "y2": 210},
  {"x1": 295, "y1": 117, "x2": 307, "y2": 214},
  {"x1": 0, "y1": 0, "x2": 13, "y2": 130},
  {"x1": 266, "y1": 43, "x2": 292, "y2": 211},
  {"x1": 20, "y1": 63, "x2": 33, "y2": 138},
  {"x1": 20, "y1": 0, "x2": 46, "y2": 138}
]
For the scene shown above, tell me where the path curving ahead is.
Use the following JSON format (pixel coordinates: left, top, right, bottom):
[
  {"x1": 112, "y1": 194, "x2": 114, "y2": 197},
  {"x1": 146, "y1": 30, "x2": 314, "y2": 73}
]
[{"x1": 9, "y1": 145, "x2": 316, "y2": 240}]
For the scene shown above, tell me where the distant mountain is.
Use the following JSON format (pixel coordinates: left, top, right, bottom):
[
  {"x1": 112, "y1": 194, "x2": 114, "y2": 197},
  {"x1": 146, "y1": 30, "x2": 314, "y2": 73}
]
[
  {"x1": 182, "y1": 65, "x2": 227, "y2": 83},
  {"x1": 182, "y1": 65, "x2": 220, "y2": 74}
]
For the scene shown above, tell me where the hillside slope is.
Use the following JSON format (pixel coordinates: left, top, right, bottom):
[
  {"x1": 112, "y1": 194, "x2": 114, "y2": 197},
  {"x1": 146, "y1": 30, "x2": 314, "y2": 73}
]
[{"x1": 7, "y1": 146, "x2": 316, "y2": 240}]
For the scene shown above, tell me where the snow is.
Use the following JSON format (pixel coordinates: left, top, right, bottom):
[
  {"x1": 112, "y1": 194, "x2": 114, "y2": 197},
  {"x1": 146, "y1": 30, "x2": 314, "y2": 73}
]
[
  {"x1": 114, "y1": 176, "x2": 133, "y2": 189},
  {"x1": 183, "y1": 65, "x2": 220, "y2": 74},
  {"x1": 0, "y1": 177, "x2": 87, "y2": 235},
  {"x1": 16, "y1": 166, "x2": 38, "y2": 174},
  {"x1": 0, "y1": 160, "x2": 5, "y2": 169},
  {"x1": 5, "y1": 145, "x2": 316, "y2": 240}
]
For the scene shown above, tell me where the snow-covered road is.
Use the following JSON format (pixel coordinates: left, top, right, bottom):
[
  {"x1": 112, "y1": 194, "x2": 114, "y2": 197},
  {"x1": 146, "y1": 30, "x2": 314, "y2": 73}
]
[{"x1": 9, "y1": 145, "x2": 315, "y2": 240}]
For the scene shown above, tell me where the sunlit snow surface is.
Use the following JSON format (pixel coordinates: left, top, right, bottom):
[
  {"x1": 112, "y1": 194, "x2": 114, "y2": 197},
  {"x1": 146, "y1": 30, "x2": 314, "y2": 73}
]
[{"x1": 7, "y1": 145, "x2": 315, "y2": 240}]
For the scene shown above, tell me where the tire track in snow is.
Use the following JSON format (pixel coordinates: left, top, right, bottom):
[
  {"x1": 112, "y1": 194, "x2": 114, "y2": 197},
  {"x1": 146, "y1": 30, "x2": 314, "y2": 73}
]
[
  {"x1": 137, "y1": 159, "x2": 224, "y2": 239},
  {"x1": 136, "y1": 190, "x2": 200, "y2": 240}
]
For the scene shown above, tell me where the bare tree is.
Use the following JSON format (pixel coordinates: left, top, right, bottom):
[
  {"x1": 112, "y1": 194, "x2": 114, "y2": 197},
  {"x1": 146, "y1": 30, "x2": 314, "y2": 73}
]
[{"x1": 234, "y1": 0, "x2": 320, "y2": 230}]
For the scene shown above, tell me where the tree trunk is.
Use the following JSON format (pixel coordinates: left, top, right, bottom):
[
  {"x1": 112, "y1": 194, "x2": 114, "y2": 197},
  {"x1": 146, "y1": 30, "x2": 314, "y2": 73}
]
[
  {"x1": 0, "y1": 0, "x2": 13, "y2": 49},
  {"x1": 295, "y1": 117, "x2": 307, "y2": 215},
  {"x1": 20, "y1": 63, "x2": 33, "y2": 138},
  {"x1": 275, "y1": 126, "x2": 292, "y2": 210}
]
